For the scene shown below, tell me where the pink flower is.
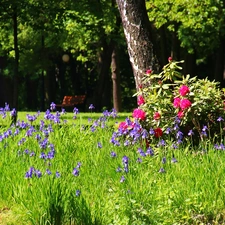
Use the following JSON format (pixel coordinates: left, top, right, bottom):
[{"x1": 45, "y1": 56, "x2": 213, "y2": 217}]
[
  {"x1": 154, "y1": 127, "x2": 163, "y2": 138},
  {"x1": 179, "y1": 85, "x2": 190, "y2": 96},
  {"x1": 180, "y1": 99, "x2": 192, "y2": 110},
  {"x1": 177, "y1": 111, "x2": 184, "y2": 119},
  {"x1": 119, "y1": 121, "x2": 128, "y2": 131},
  {"x1": 153, "y1": 112, "x2": 161, "y2": 120},
  {"x1": 137, "y1": 95, "x2": 145, "y2": 105},
  {"x1": 173, "y1": 97, "x2": 181, "y2": 108},
  {"x1": 168, "y1": 56, "x2": 172, "y2": 62},
  {"x1": 132, "y1": 108, "x2": 146, "y2": 121},
  {"x1": 146, "y1": 69, "x2": 152, "y2": 74}
]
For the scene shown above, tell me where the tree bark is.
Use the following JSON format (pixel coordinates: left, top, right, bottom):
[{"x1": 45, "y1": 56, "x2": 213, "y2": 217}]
[
  {"x1": 111, "y1": 46, "x2": 122, "y2": 112},
  {"x1": 116, "y1": 0, "x2": 158, "y2": 89}
]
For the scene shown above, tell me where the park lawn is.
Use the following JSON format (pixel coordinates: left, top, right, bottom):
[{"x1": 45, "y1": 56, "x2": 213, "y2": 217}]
[{"x1": 0, "y1": 109, "x2": 225, "y2": 224}]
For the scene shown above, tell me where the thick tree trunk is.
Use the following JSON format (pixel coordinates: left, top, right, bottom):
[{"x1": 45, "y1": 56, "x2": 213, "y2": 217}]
[
  {"x1": 111, "y1": 46, "x2": 122, "y2": 112},
  {"x1": 116, "y1": 0, "x2": 158, "y2": 89}
]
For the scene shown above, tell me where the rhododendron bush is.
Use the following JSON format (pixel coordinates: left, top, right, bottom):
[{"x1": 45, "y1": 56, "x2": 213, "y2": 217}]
[
  {"x1": 113, "y1": 60, "x2": 225, "y2": 147},
  {"x1": 136, "y1": 59, "x2": 225, "y2": 139}
]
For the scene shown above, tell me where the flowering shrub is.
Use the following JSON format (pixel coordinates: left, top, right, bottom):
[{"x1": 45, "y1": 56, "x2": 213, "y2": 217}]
[
  {"x1": 112, "y1": 59, "x2": 225, "y2": 147},
  {"x1": 136, "y1": 59, "x2": 225, "y2": 140}
]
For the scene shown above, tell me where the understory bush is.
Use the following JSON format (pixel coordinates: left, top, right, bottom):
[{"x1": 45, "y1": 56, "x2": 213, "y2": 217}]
[{"x1": 112, "y1": 59, "x2": 225, "y2": 148}]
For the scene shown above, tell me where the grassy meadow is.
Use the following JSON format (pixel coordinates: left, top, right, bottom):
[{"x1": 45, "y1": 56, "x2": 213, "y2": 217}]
[{"x1": 0, "y1": 108, "x2": 225, "y2": 224}]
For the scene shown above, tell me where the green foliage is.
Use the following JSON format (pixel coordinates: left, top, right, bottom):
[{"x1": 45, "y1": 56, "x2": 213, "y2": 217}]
[{"x1": 146, "y1": 0, "x2": 225, "y2": 55}]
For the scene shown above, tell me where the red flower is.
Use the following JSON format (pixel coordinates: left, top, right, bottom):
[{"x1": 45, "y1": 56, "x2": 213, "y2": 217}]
[
  {"x1": 153, "y1": 112, "x2": 161, "y2": 120},
  {"x1": 177, "y1": 111, "x2": 184, "y2": 119},
  {"x1": 146, "y1": 69, "x2": 152, "y2": 74},
  {"x1": 180, "y1": 99, "x2": 192, "y2": 110},
  {"x1": 173, "y1": 97, "x2": 181, "y2": 108},
  {"x1": 137, "y1": 95, "x2": 145, "y2": 105},
  {"x1": 132, "y1": 108, "x2": 146, "y2": 121},
  {"x1": 154, "y1": 127, "x2": 163, "y2": 138},
  {"x1": 119, "y1": 121, "x2": 128, "y2": 131},
  {"x1": 168, "y1": 56, "x2": 172, "y2": 62},
  {"x1": 179, "y1": 85, "x2": 190, "y2": 96}
]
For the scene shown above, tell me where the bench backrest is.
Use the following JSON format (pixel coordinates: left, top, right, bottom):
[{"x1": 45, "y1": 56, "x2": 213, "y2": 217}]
[{"x1": 62, "y1": 95, "x2": 86, "y2": 105}]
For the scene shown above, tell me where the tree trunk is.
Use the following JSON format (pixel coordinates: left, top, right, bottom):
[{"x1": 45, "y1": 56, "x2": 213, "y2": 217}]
[
  {"x1": 13, "y1": 6, "x2": 19, "y2": 109},
  {"x1": 111, "y1": 45, "x2": 122, "y2": 112},
  {"x1": 116, "y1": 0, "x2": 158, "y2": 89},
  {"x1": 93, "y1": 40, "x2": 114, "y2": 111},
  {"x1": 214, "y1": 39, "x2": 225, "y2": 87}
]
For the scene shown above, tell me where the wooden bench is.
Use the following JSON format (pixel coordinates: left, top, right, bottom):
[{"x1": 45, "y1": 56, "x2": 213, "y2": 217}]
[{"x1": 56, "y1": 95, "x2": 86, "y2": 108}]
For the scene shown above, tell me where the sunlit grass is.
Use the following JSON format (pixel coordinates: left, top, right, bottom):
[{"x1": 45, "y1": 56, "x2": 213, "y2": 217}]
[{"x1": 0, "y1": 108, "x2": 225, "y2": 224}]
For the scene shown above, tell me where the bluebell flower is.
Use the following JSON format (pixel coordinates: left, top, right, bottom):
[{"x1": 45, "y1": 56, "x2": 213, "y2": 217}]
[
  {"x1": 116, "y1": 167, "x2": 122, "y2": 172},
  {"x1": 30, "y1": 152, "x2": 35, "y2": 157},
  {"x1": 110, "y1": 151, "x2": 117, "y2": 157},
  {"x1": 25, "y1": 167, "x2": 35, "y2": 178},
  {"x1": 162, "y1": 157, "x2": 166, "y2": 164},
  {"x1": 24, "y1": 149, "x2": 29, "y2": 154},
  {"x1": 176, "y1": 130, "x2": 183, "y2": 140},
  {"x1": 171, "y1": 157, "x2": 178, "y2": 163},
  {"x1": 122, "y1": 156, "x2": 129, "y2": 164},
  {"x1": 40, "y1": 152, "x2": 46, "y2": 159},
  {"x1": 120, "y1": 175, "x2": 125, "y2": 183},
  {"x1": 217, "y1": 117, "x2": 224, "y2": 122},
  {"x1": 159, "y1": 168, "x2": 166, "y2": 173},
  {"x1": 188, "y1": 129, "x2": 194, "y2": 136},
  {"x1": 76, "y1": 190, "x2": 81, "y2": 196},
  {"x1": 141, "y1": 129, "x2": 149, "y2": 139},
  {"x1": 146, "y1": 147, "x2": 154, "y2": 156},
  {"x1": 157, "y1": 139, "x2": 166, "y2": 147},
  {"x1": 137, "y1": 148, "x2": 146, "y2": 157},
  {"x1": 50, "y1": 102, "x2": 56, "y2": 111},
  {"x1": 76, "y1": 162, "x2": 82, "y2": 168},
  {"x1": 35, "y1": 170, "x2": 42, "y2": 178},
  {"x1": 46, "y1": 169, "x2": 52, "y2": 175},
  {"x1": 202, "y1": 125, "x2": 208, "y2": 132},
  {"x1": 72, "y1": 168, "x2": 79, "y2": 176},
  {"x1": 89, "y1": 104, "x2": 95, "y2": 110},
  {"x1": 10, "y1": 108, "x2": 17, "y2": 117},
  {"x1": 4, "y1": 103, "x2": 10, "y2": 111},
  {"x1": 137, "y1": 158, "x2": 142, "y2": 163},
  {"x1": 97, "y1": 142, "x2": 102, "y2": 148},
  {"x1": 149, "y1": 128, "x2": 155, "y2": 135},
  {"x1": 171, "y1": 143, "x2": 178, "y2": 149},
  {"x1": 56, "y1": 171, "x2": 60, "y2": 178},
  {"x1": 165, "y1": 127, "x2": 172, "y2": 134}
]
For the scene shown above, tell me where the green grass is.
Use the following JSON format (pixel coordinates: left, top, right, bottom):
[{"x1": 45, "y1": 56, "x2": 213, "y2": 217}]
[{"x1": 0, "y1": 110, "x2": 225, "y2": 224}]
